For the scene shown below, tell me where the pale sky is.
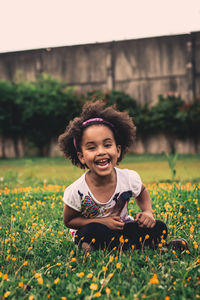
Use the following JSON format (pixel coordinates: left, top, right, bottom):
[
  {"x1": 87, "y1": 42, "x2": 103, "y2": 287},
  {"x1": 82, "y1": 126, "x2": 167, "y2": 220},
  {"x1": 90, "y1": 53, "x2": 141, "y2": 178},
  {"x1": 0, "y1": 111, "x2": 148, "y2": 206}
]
[{"x1": 0, "y1": 0, "x2": 200, "y2": 53}]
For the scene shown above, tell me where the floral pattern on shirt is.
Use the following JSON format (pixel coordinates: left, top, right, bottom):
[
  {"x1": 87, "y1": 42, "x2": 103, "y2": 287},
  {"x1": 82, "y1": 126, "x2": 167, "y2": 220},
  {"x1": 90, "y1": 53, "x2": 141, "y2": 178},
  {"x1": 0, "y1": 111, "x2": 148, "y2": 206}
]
[{"x1": 80, "y1": 193, "x2": 101, "y2": 218}]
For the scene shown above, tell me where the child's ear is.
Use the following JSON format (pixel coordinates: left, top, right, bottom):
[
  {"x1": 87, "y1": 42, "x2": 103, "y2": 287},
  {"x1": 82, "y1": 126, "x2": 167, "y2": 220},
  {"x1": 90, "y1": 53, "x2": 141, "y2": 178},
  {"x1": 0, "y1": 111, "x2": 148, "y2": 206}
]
[
  {"x1": 117, "y1": 145, "x2": 121, "y2": 159},
  {"x1": 77, "y1": 152, "x2": 85, "y2": 165}
]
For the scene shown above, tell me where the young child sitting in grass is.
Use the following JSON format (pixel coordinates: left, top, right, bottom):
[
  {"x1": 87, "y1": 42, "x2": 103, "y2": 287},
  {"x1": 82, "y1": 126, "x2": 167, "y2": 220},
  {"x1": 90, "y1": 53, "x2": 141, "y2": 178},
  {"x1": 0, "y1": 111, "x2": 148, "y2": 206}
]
[{"x1": 58, "y1": 100, "x2": 189, "y2": 253}]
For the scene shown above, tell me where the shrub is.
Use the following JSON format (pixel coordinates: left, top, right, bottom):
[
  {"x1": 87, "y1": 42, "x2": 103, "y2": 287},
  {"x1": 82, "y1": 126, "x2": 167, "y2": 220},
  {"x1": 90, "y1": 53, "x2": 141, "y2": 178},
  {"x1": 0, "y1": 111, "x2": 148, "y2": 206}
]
[
  {"x1": 0, "y1": 75, "x2": 200, "y2": 157},
  {"x1": 0, "y1": 80, "x2": 23, "y2": 157},
  {"x1": 16, "y1": 74, "x2": 82, "y2": 156}
]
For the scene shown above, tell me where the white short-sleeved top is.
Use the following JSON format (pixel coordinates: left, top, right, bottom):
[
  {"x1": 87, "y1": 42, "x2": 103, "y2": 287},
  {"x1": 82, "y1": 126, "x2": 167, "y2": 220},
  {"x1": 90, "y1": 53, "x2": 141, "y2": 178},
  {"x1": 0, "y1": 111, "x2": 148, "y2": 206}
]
[{"x1": 63, "y1": 168, "x2": 142, "y2": 239}]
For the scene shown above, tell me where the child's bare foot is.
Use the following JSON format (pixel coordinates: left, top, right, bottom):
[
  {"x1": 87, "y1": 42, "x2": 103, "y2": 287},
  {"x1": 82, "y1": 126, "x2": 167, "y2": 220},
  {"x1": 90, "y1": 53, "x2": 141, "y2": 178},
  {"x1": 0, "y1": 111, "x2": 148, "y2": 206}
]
[{"x1": 82, "y1": 242, "x2": 95, "y2": 254}]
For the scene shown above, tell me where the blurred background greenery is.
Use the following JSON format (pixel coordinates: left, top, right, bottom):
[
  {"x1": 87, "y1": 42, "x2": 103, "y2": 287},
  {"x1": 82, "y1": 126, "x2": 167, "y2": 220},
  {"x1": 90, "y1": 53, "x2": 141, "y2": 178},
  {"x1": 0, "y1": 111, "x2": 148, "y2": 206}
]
[{"x1": 0, "y1": 74, "x2": 200, "y2": 157}]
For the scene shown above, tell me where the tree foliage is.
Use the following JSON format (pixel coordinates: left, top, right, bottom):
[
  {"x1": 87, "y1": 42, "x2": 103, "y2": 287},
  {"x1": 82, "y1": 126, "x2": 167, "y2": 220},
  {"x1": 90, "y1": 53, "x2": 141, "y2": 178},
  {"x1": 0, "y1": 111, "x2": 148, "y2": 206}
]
[{"x1": 0, "y1": 74, "x2": 199, "y2": 157}]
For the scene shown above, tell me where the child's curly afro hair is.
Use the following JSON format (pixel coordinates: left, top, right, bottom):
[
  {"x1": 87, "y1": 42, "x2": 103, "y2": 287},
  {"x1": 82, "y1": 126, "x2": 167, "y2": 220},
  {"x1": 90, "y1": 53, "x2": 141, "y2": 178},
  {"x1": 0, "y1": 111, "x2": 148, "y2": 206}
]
[{"x1": 58, "y1": 100, "x2": 136, "y2": 168}]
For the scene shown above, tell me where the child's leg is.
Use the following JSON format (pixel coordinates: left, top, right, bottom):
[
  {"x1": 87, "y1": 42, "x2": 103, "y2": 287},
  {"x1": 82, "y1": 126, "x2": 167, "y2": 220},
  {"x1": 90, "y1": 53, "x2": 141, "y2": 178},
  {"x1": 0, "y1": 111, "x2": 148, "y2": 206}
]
[
  {"x1": 122, "y1": 220, "x2": 168, "y2": 249},
  {"x1": 74, "y1": 220, "x2": 168, "y2": 251},
  {"x1": 74, "y1": 222, "x2": 118, "y2": 250}
]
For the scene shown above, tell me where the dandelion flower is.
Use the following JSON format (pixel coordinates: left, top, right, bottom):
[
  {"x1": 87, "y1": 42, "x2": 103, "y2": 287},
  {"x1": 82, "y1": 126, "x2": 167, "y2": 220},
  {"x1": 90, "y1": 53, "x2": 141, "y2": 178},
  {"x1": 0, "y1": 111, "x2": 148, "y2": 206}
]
[
  {"x1": 35, "y1": 273, "x2": 41, "y2": 278},
  {"x1": 37, "y1": 277, "x2": 43, "y2": 285},
  {"x1": 4, "y1": 291, "x2": 11, "y2": 298},
  {"x1": 116, "y1": 263, "x2": 121, "y2": 269},
  {"x1": 149, "y1": 273, "x2": 159, "y2": 284},
  {"x1": 119, "y1": 235, "x2": 124, "y2": 243},
  {"x1": 71, "y1": 258, "x2": 76, "y2": 262},
  {"x1": 77, "y1": 287, "x2": 82, "y2": 294},
  {"x1": 94, "y1": 291, "x2": 101, "y2": 297},
  {"x1": 105, "y1": 287, "x2": 111, "y2": 294},
  {"x1": 77, "y1": 272, "x2": 84, "y2": 278},
  {"x1": 90, "y1": 283, "x2": 98, "y2": 290},
  {"x1": 87, "y1": 273, "x2": 93, "y2": 278},
  {"x1": 3, "y1": 274, "x2": 8, "y2": 280},
  {"x1": 19, "y1": 282, "x2": 24, "y2": 287},
  {"x1": 54, "y1": 277, "x2": 60, "y2": 284}
]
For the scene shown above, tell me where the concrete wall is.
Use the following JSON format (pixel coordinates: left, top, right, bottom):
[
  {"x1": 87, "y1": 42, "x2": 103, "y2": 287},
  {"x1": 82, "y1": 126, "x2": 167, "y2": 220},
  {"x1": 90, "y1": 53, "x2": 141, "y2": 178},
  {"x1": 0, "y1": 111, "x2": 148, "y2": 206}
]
[
  {"x1": 0, "y1": 31, "x2": 200, "y2": 104},
  {"x1": 0, "y1": 32, "x2": 200, "y2": 157}
]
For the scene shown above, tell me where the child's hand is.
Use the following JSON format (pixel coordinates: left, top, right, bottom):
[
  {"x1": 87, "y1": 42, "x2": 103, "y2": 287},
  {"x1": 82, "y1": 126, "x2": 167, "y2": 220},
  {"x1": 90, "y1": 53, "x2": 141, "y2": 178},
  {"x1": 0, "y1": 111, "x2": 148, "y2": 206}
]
[
  {"x1": 102, "y1": 216, "x2": 125, "y2": 230},
  {"x1": 135, "y1": 211, "x2": 155, "y2": 228}
]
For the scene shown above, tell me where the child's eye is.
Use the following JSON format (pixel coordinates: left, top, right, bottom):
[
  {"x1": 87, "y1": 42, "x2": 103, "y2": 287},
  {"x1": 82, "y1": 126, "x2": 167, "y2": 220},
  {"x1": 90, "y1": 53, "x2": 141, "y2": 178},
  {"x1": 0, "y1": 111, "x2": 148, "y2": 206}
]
[
  {"x1": 104, "y1": 143, "x2": 112, "y2": 148},
  {"x1": 87, "y1": 146, "x2": 96, "y2": 150}
]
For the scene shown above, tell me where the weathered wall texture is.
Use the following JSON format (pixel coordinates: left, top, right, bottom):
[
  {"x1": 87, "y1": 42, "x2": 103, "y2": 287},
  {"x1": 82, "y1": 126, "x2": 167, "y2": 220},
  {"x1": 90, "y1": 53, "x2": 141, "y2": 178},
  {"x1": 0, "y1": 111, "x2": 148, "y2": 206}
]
[
  {"x1": 0, "y1": 31, "x2": 200, "y2": 103},
  {"x1": 0, "y1": 32, "x2": 200, "y2": 157}
]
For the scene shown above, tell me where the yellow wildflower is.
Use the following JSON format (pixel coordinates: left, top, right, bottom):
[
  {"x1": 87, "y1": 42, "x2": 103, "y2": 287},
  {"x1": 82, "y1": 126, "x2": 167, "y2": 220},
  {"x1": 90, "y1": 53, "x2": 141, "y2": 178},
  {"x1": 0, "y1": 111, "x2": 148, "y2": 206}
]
[
  {"x1": 105, "y1": 287, "x2": 111, "y2": 294},
  {"x1": 87, "y1": 273, "x2": 93, "y2": 278},
  {"x1": 71, "y1": 258, "x2": 76, "y2": 262},
  {"x1": 19, "y1": 282, "x2": 24, "y2": 287},
  {"x1": 37, "y1": 277, "x2": 43, "y2": 285},
  {"x1": 4, "y1": 291, "x2": 11, "y2": 298},
  {"x1": 116, "y1": 263, "x2": 121, "y2": 269},
  {"x1": 90, "y1": 283, "x2": 98, "y2": 290},
  {"x1": 35, "y1": 273, "x2": 41, "y2": 278},
  {"x1": 119, "y1": 235, "x2": 124, "y2": 243},
  {"x1": 149, "y1": 273, "x2": 159, "y2": 284},
  {"x1": 94, "y1": 291, "x2": 101, "y2": 297},
  {"x1": 54, "y1": 277, "x2": 60, "y2": 284},
  {"x1": 3, "y1": 274, "x2": 8, "y2": 280}
]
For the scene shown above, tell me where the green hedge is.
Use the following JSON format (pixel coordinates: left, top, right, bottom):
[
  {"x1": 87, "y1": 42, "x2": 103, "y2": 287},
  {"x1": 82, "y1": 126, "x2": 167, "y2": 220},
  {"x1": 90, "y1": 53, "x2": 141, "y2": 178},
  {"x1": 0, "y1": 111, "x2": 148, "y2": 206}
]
[{"x1": 0, "y1": 74, "x2": 199, "y2": 157}]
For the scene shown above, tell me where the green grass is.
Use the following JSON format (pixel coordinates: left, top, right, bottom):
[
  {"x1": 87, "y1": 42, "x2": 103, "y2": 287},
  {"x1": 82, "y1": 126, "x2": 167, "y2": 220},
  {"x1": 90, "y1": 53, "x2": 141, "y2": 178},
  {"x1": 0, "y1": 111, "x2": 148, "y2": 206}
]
[
  {"x1": 0, "y1": 155, "x2": 200, "y2": 299},
  {"x1": 0, "y1": 183, "x2": 199, "y2": 299},
  {"x1": 0, "y1": 154, "x2": 200, "y2": 188}
]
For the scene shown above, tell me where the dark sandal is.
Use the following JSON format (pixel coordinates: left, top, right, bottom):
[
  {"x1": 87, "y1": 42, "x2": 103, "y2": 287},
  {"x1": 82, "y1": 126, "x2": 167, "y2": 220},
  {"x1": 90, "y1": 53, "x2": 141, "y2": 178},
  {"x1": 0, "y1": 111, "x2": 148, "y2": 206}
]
[{"x1": 165, "y1": 238, "x2": 189, "y2": 251}]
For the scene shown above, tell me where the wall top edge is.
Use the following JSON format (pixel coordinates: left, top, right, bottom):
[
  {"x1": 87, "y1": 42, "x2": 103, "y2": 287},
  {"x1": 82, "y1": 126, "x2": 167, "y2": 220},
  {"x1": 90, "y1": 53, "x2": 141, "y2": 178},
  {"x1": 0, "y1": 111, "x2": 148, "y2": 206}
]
[{"x1": 1, "y1": 31, "x2": 200, "y2": 57}]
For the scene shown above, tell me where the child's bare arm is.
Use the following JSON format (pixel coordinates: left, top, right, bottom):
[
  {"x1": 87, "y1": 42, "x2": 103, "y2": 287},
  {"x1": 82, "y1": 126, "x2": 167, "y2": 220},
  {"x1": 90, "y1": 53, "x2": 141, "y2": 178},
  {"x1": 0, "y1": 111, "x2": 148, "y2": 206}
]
[
  {"x1": 63, "y1": 204, "x2": 124, "y2": 230},
  {"x1": 134, "y1": 184, "x2": 155, "y2": 228}
]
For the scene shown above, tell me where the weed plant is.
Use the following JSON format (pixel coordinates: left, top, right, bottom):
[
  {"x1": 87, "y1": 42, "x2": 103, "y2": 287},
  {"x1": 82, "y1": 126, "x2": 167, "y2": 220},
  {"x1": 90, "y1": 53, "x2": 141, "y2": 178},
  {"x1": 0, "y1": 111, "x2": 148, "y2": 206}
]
[{"x1": 0, "y1": 182, "x2": 199, "y2": 299}]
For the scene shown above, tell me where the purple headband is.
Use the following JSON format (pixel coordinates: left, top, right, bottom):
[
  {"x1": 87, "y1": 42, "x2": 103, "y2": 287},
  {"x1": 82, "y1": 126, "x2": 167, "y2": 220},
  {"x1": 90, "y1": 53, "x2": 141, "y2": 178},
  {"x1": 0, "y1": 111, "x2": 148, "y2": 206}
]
[
  {"x1": 73, "y1": 118, "x2": 114, "y2": 150},
  {"x1": 82, "y1": 118, "x2": 114, "y2": 128}
]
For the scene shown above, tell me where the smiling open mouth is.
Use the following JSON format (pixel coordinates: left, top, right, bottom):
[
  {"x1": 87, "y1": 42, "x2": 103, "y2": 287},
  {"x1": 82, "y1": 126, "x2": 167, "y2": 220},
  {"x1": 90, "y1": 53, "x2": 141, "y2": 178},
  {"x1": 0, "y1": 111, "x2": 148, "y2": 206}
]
[{"x1": 95, "y1": 158, "x2": 111, "y2": 166}]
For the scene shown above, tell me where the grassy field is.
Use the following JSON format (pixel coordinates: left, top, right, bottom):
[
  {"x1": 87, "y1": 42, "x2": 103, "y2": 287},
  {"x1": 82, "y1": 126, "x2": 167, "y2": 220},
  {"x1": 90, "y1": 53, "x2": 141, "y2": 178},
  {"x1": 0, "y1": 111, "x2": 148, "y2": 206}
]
[
  {"x1": 0, "y1": 155, "x2": 200, "y2": 299},
  {"x1": 0, "y1": 154, "x2": 200, "y2": 188}
]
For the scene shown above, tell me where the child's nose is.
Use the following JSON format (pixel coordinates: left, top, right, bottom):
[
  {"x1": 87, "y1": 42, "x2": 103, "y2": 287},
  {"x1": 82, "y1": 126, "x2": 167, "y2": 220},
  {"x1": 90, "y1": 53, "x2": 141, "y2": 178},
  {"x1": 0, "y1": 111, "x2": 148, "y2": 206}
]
[{"x1": 97, "y1": 145, "x2": 106, "y2": 155}]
